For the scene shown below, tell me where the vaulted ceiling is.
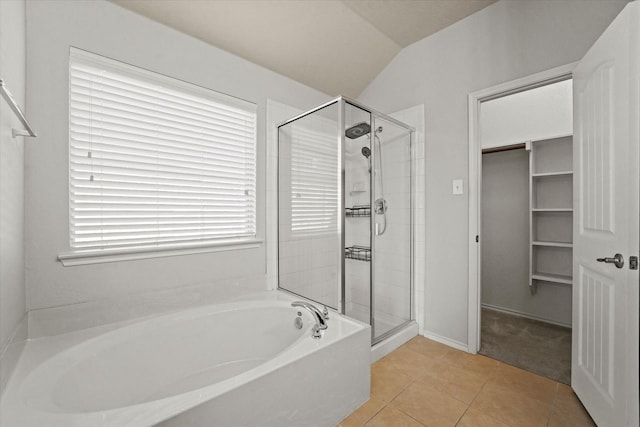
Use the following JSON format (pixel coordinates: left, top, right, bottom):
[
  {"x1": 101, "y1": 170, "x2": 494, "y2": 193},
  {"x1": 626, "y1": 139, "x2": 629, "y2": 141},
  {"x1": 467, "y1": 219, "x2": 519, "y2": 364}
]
[{"x1": 111, "y1": 0, "x2": 497, "y2": 98}]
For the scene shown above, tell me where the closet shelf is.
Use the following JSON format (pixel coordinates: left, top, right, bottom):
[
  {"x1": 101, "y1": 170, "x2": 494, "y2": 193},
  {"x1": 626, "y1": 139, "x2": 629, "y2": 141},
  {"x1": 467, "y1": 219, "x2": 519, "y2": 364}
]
[
  {"x1": 345, "y1": 245, "x2": 370, "y2": 262},
  {"x1": 529, "y1": 135, "x2": 574, "y2": 291},
  {"x1": 532, "y1": 273, "x2": 573, "y2": 285},
  {"x1": 532, "y1": 241, "x2": 573, "y2": 248},
  {"x1": 532, "y1": 171, "x2": 573, "y2": 177}
]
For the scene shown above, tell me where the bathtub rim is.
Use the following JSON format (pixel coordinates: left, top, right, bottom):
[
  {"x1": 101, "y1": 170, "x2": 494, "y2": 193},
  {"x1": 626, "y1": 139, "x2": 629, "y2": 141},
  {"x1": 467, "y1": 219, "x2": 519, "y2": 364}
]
[
  {"x1": 1, "y1": 290, "x2": 370, "y2": 427},
  {"x1": 21, "y1": 300, "x2": 314, "y2": 413}
]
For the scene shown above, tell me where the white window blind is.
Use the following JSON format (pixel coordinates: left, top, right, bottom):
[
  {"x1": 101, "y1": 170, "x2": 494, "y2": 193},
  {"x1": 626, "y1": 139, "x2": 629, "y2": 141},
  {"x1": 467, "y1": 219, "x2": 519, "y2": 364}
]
[
  {"x1": 290, "y1": 125, "x2": 338, "y2": 233},
  {"x1": 68, "y1": 49, "x2": 257, "y2": 253}
]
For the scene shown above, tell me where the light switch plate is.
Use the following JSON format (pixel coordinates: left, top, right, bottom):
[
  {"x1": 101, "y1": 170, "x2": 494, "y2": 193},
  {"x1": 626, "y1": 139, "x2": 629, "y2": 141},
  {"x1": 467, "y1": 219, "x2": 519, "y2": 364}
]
[{"x1": 453, "y1": 179, "x2": 464, "y2": 195}]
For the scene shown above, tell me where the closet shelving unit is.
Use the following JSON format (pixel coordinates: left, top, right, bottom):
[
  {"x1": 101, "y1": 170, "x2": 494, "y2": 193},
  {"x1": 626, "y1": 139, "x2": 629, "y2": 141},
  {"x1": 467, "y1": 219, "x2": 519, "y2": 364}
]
[{"x1": 528, "y1": 134, "x2": 574, "y2": 291}]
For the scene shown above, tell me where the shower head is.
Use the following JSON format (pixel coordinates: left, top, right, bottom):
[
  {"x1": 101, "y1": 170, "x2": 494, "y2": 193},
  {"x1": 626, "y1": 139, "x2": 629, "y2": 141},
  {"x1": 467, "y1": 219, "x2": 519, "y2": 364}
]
[
  {"x1": 345, "y1": 122, "x2": 371, "y2": 139},
  {"x1": 361, "y1": 146, "x2": 371, "y2": 159}
]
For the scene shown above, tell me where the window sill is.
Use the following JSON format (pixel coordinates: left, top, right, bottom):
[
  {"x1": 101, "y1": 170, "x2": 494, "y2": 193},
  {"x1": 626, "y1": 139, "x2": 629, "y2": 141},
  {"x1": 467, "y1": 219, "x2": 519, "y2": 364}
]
[{"x1": 57, "y1": 239, "x2": 263, "y2": 267}]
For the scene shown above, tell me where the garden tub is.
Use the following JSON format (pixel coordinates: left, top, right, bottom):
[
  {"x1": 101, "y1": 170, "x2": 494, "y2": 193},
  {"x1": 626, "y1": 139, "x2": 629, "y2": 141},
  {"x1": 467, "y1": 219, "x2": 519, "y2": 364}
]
[{"x1": 0, "y1": 292, "x2": 370, "y2": 426}]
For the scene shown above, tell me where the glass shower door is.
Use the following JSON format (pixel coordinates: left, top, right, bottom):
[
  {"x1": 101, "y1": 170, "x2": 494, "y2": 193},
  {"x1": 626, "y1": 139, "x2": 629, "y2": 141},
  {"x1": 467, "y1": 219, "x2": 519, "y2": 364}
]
[
  {"x1": 277, "y1": 101, "x2": 341, "y2": 309},
  {"x1": 371, "y1": 116, "x2": 412, "y2": 341},
  {"x1": 343, "y1": 103, "x2": 372, "y2": 325}
]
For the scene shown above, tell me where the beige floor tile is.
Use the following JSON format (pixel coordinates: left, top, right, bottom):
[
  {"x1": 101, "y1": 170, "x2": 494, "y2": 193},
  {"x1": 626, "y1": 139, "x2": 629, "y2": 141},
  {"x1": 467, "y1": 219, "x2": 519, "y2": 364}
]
[
  {"x1": 371, "y1": 360, "x2": 413, "y2": 402},
  {"x1": 550, "y1": 384, "x2": 596, "y2": 426},
  {"x1": 389, "y1": 381, "x2": 467, "y2": 427},
  {"x1": 339, "y1": 397, "x2": 387, "y2": 427},
  {"x1": 456, "y1": 408, "x2": 511, "y2": 427},
  {"x1": 378, "y1": 346, "x2": 436, "y2": 379},
  {"x1": 402, "y1": 336, "x2": 451, "y2": 360},
  {"x1": 485, "y1": 362, "x2": 558, "y2": 405},
  {"x1": 340, "y1": 338, "x2": 579, "y2": 427},
  {"x1": 548, "y1": 407, "x2": 596, "y2": 427},
  {"x1": 442, "y1": 349, "x2": 500, "y2": 379},
  {"x1": 364, "y1": 406, "x2": 425, "y2": 427},
  {"x1": 469, "y1": 382, "x2": 552, "y2": 427},
  {"x1": 417, "y1": 359, "x2": 487, "y2": 404}
]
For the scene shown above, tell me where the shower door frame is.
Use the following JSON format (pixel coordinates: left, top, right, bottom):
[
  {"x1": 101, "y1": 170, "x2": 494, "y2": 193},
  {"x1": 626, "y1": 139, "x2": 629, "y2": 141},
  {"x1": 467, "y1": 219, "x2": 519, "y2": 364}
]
[
  {"x1": 368, "y1": 112, "x2": 415, "y2": 344},
  {"x1": 276, "y1": 96, "x2": 415, "y2": 344}
]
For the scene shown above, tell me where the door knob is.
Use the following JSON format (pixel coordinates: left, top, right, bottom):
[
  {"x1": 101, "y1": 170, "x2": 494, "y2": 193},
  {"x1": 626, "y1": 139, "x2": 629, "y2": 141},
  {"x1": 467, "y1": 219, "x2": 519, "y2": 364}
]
[{"x1": 596, "y1": 253, "x2": 624, "y2": 269}]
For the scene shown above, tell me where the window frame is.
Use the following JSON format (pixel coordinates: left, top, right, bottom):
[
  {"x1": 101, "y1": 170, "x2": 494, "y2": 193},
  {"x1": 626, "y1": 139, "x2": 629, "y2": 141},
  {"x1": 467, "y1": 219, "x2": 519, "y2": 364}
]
[{"x1": 59, "y1": 48, "x2": 261, "y2": 266}]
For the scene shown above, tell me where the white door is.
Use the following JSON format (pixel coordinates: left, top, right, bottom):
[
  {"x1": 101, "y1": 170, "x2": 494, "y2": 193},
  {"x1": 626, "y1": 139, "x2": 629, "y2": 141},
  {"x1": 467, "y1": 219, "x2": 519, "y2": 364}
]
[{"x1": 572, "y1": 2, "x2": 640, "y2": 426}]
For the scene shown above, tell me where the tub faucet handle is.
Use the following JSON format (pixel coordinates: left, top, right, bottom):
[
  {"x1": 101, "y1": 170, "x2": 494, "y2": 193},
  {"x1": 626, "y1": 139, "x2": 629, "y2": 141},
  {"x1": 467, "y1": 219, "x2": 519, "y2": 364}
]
[
  {"x1": 291, "y1": 301, "x2": 327, "y2": 339},
  {"x1": 311, "y1": 325, "x2": 322, "y2": 339},
  {"x1": 322, "y1": 306, "x2": 329, "y2": 320}
]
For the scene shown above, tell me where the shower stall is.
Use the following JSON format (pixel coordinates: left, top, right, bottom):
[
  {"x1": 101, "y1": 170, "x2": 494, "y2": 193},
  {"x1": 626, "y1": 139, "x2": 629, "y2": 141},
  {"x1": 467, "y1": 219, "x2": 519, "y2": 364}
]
[{"x1": 277, "y1": 97, "x2": 414, "y2": 344}]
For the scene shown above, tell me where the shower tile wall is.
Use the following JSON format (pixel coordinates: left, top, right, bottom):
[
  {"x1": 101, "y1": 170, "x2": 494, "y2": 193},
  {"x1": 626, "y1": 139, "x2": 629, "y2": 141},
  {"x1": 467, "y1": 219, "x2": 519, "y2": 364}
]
[
  {"x1": 345, "y1": 124, "x2": 412, "y2": 334},
  {"x1": 374, "y1": 135, "x2": 411, "y2": 335},
  {"x1": 376, "y1": 137, "x2": 411, "y2": 333},
  {"x1": 393, "y1": 105, "x2": 425, "y2": 335}
]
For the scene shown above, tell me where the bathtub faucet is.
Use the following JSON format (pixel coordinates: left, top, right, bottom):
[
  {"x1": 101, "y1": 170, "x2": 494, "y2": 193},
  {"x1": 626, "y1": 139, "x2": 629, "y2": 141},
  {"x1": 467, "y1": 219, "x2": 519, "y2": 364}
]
[{"x1": 291, "y1": 301, "x2": 328, "y2": 339}]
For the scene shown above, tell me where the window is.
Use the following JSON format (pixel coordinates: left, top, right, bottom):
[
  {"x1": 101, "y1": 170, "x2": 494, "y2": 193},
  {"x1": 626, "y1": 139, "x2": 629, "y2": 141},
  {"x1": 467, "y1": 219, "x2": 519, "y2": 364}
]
[{"x1": 67, "y1": 49, "x2": 257, "y2": 255}]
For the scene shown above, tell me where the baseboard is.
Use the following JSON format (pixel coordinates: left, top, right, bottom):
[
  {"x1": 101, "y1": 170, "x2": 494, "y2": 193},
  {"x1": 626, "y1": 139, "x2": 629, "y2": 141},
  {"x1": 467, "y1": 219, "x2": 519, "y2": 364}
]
[
  {"x1": 481, "y1": 303, "x2": 572, "y2": 329},
  {"x1": 422, "y1": 330, "x2": 469, "y2": 352}
]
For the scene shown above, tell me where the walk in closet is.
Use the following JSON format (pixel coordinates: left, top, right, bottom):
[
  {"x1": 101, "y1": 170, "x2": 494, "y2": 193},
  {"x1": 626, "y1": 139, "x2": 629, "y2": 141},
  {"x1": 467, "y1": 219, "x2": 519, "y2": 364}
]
[{"x1": 478, "y1": 79, "x2": 574, "y2": 383}]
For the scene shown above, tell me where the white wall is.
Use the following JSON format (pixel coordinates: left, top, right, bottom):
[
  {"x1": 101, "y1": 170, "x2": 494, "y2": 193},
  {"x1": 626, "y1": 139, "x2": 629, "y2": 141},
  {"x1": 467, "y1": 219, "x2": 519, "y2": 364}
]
[
  {"x1": 481, "y1": 79, "x2": 573, "y2": 149},
  {"x1": 358, "y1": 0, "x2": 628, "y2": 346},
  {"x1": 25, "y1": 0, "x2": 329, "y2": 316},
  {"x1": 0, "y1": 0, "x2": 28, "y2": 391}
]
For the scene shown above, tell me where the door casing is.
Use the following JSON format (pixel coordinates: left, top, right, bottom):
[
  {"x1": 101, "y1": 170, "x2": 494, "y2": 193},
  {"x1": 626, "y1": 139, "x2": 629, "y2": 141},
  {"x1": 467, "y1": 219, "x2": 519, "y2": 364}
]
[{"x1": 467, "y1": 62, "x2": 577, "y2": 354}]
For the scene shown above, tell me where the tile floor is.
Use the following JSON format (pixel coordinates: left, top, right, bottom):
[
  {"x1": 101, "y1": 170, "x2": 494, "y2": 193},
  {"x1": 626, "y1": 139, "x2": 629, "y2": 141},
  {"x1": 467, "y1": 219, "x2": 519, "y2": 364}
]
[{"x1": 338, "y1": 336, "x2": 595, "y2": 427}]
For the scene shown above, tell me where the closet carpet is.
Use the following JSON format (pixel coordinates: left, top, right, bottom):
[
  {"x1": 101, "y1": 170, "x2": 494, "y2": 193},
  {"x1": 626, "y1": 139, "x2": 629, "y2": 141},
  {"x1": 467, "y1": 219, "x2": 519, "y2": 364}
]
[{"x1": 479, "y1": 308, "x2": 571, "y2": 384}]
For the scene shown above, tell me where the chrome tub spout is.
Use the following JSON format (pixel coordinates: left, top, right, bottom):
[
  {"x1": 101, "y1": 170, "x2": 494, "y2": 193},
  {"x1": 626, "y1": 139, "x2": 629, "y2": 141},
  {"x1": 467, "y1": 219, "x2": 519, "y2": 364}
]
[{"x1": 292, "y1": 301, "x2": 328, "y2": 339}]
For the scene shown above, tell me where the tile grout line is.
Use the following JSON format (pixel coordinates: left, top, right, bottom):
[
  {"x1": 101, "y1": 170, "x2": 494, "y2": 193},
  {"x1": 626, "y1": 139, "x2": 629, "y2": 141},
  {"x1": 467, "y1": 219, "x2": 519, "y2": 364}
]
[
  {"x1": 454, "y1": 364, "x2": 496, "y2": 426},
  {"x1": 399, "y1": 358, "x2": 488, "y2": 427},
  {"x1": 366, "y1": 352, "x2": 425, "y2": 426},
  {"x1": 380, "y1": 371, "x2": 424, "y2": 426},
  {"x1": 402, "y1": 411, "x2": 428, "y2": 426},
  {"x1": 406, "y1": 341, "x2": 503, "y2": 426},
  {"x1": 360, "y1": 402, "x2": 386, "y2": 427},
  {"x1": 545, "y1": 382, "x2": 560, "y2": 427},
  {"x1": 382, "y1": 347, "x2": 456, "y2": 427}
]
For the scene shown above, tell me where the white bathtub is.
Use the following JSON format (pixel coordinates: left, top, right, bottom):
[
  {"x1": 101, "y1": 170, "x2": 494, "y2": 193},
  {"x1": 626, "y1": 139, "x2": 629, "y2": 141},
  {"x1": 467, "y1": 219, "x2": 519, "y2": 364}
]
[{"x1": 0, "y1": 292, "x2": 371, "y2": 426}]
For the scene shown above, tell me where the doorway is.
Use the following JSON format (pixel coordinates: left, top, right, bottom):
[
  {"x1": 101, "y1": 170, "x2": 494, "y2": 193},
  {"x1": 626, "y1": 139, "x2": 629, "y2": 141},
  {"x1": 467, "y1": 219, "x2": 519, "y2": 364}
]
[
  {"x1": 481, "y1": 79, "x2": 573, "y2": 383},
  {"x1": 467, "y1": 64, "x2": 576, "y2": 382},
  {"x1": 470, "y1": 4, "x2": 639, "y2": 425}
]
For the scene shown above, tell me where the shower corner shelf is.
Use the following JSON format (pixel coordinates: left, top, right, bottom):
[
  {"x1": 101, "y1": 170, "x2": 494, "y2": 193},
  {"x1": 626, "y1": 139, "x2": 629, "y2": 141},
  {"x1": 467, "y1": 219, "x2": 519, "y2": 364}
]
[
  {"x1": 345, "y1": 245, "x2": 370, "y2": 262},
  {"x1": 345, "y1": 205, "x2": 371, "y2": 217}
]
